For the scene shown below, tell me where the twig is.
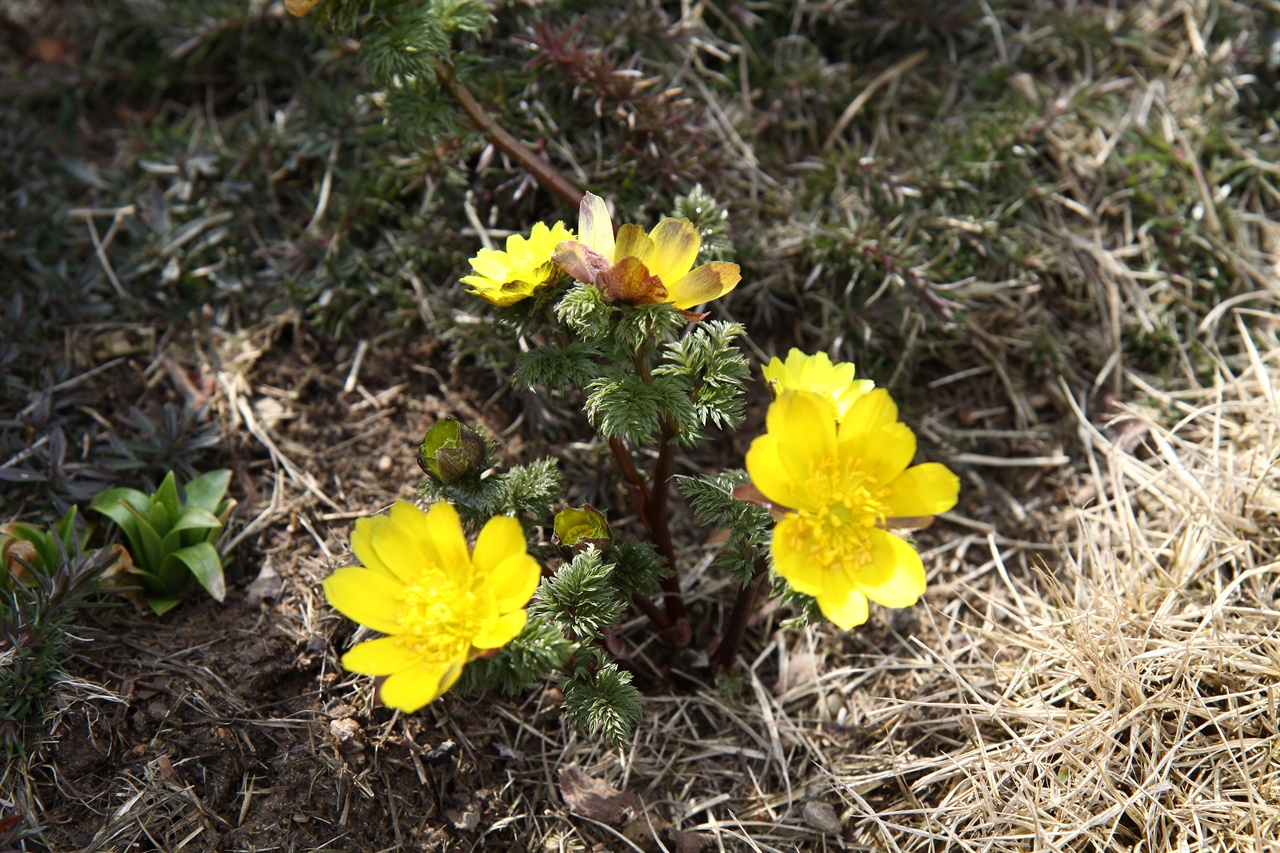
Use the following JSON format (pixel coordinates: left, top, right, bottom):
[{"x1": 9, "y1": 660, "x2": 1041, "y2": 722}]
[{"x1": 436, "y1": 64, "x2": 583, "y2": 209}]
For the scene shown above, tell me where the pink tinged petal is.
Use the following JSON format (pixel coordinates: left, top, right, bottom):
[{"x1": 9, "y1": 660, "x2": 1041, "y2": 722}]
[
  {"x1": 322, "y1": 567, "x2": 404, "y2": 635},
  {"x1": 882, "y1": 462, "x2": 961, "y2": 518},
  {"x1": 552, "y1": 241, "x2": 610, "y2": 285},
  {"x1": 815, "y1": 585, "x2": 870, "y2": 630},
  {"x1": 646, "y1": 219, "x2": 701, "y2": 283},
  {"x1": 341, "y1": 636, "x2": 423, "y2": 676},
  {"x1": 425, "y1": 502, "x2": 470, "y2": 571},
  {"x1": 598, "y1": 256, "x2": 667, "y2": 305},
  {"x1": 489, "y1": 553, "x2": 542, "y2": 613},
  {"x1": 666, "y1": 262, "x2": 741, "y2": 309},
  {"x1": 769, "y1": 516, "x2": 827, "y2": 596},
  {"x1": 854, "y1": 529, "x2": 927, "y2": 608},
  {"x1": 472, "y1": 608, "x2": 527, "y2": 649},
  {"x1": 379, "y1": 659, "x2": 464, "y2": 712},
  {"x1": 577, "y1": 192, "x2": 615, "y2": 259},
  {"x1": 350, "y1": 516, "x2": 398, "y2": 580}
]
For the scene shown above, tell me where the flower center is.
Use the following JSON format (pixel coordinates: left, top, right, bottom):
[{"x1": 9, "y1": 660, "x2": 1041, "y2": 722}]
[
  {"x1": 395, "y1": 574, "x2": 480, "y2": 660},
  {"x1": 787, "y1": 457, "x2": 887, "y2": 572}
]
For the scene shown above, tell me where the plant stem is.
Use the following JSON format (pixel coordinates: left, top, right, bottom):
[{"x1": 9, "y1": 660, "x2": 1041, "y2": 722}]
[
  {"x1": 436, "y1": 64, "x2": 584, "y2": 209},
  {"x1": 712, "y1": 562, "x2": 769, "y2": 672},
  {"x1": 645, "y1": 418, "x2": 686, "y2": 627}
]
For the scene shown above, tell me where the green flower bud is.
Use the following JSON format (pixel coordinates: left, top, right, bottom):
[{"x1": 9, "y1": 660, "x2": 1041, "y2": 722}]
[
  {"x1": 418, "y1": 420, "x2": 486, "y2": 484},
  {"x1": 553, "y1": 504, "x2": 613, "y2": 555}
]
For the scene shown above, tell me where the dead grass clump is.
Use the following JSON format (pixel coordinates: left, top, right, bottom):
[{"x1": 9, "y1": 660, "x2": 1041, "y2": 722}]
[{"x1": 830, "y1": 315, "x2": 1280, "y2": 851}]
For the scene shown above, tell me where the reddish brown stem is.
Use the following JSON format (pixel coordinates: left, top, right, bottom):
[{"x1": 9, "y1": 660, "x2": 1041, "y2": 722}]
[
  {"x1": 437, "y1": 64, "x2": 584, "y2": 209},
  {"x1": 712, "y1": 563, "x2": 769, "y2": 672},
  {"x1": 645, "y1": 419, "x2": 686, "y2": 627}
]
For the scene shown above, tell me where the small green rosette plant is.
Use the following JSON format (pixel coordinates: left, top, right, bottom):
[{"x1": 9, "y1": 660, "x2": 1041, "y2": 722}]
[{"x1": 90, "y1": 470, "x2": 232, "y2": 615}]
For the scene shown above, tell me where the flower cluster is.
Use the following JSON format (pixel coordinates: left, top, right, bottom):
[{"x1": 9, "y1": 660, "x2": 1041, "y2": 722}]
[
  {"x1": 460, "y1": 193, "x2": 740, "y2": 312},
  {"x1": 746, "y1": 351, "x2": 959, "y2": 629}
]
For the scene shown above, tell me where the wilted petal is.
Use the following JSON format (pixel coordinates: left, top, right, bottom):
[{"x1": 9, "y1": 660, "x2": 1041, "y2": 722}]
[{"x1": 552, "y1": 240, "x2": 611, "y2": 284}]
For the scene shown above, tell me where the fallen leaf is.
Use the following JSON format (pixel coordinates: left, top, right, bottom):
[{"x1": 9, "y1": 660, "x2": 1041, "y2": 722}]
[{"x1": 559, "y1": 763, "x2": 641, "y2": 824}]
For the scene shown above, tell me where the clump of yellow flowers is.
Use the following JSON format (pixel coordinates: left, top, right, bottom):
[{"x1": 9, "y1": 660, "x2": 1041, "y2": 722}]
[
  {"x1": 316, "y1": 187, "x2": 957, "y2": 742},
  {"x1": 748, "y1": 350, "x2": 959, "y2": 628},
  {"x1": 458, "y1": 192, "x2": 740, "y2": 312}
]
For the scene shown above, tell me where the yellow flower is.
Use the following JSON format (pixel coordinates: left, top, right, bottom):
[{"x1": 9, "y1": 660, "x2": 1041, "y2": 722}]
[
  {"x1": 745, "y1": 389, "x2": 959, "y2": 629},
  {"x1": 763, "y1": 349, "x2": 874, "y2": 421},
  {"x1": 323, "y1": 501, "x2": 541, "y2": 712},
  {"x1": 286, "y1": 0, "x2": 322, "y2": 15},
  {"x1": 552, "y1": 192, "x2": 740, "y2": 311},
  {"x1": 460, "y1": 221, "x2": 575, "y2": 307}
]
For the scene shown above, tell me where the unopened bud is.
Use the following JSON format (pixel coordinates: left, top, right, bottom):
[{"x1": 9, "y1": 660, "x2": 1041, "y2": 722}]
[
  {"x1": 553, "y1": 504, "x2": 613, "y2": 555},
  {"x1": 417, "y1": 420, "x2": 486, "y2": 484}
]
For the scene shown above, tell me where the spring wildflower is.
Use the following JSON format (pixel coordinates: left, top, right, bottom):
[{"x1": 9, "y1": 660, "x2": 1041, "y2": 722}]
[
  {"x1": 285, "y1": 0, "x2": 322, "y2": 15},
  {"x1": 553, "y1": 192, "x2": 740, "y2": 311},
  {"x1": 460, "y1": 221, "x2": 575, "y2": 307},
  {"x1": 745, "y1": 389, "x2": 959, "y2": 629},
  {"x1": 763, "y1": 349, "x2": 875, "y2": 421},
  {"x1": 323, "y1": 501, "x2": 541, "y2": 712}
]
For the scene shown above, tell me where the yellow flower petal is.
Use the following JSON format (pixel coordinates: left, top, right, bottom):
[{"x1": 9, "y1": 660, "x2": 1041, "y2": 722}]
[
  {"x1": 666, "y1": 262, "x2": 741, "y2": 309},
  {"x1": 613, "y1": 223, "x2": 654, "y2": 266},
  {"x1": 322, "y1": 567, "x2": 404, "y2": 635},
  {"x1": 380, "y1": 659, "x2": 464, "y2": 712},
  {"x1": 857, "y1": 529, "x2": 927, "y2": 607},
  {"x1": 744, "y1": 434, "x2": 804, "y2": 510},
  {"x1": 341, "y1": 636, "x2": 422, "y2": 675},
  {"x1": 815, "y1": 585, "x2": 869, "y2": 630},
  {"x1": 350, "y1": 516, "x2": 399, "y2": 581},
  {"x1": 849, "y1": 420, "x2": 917, "y2": 486},
  {"x1": 489, "y1": 553, "x2": 541, "y2": 613},
  {"x1": 769, "y1": 515, "x2": 828, "y2": 595},
  {"x1": 767, "y1": 391, "x2": 836, "y2": 491},
  {"x1": 424, "y1": 501, "x2": 469, "y2": 571},
  {"x1": 882, "y1": 462, "x2": 961, "y2": 518},
  {"x1": 370, "y1": 505, "x2": 436, "y2": 584},
  {"x1": 646, "y1": 219, "x2": 700, "y2": 283},
  {"x1": 473, "y1": 608, "x2": 528, "y2": 649},
  {"x1": 472, "y1": 515, "x2": 525, "y2": 575}
]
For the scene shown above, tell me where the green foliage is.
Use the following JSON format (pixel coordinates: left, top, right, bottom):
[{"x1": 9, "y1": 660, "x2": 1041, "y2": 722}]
[
  {"x1": 555, "y1": 283, "x2": 615, "y2": 339},
  {"x1": 607, "y1": 541, "x2": 671, "y2": 600},
  {"x1": 655, "y1": 321, "x2": 751, "y2": 442},
  {"x1": 309, "y1": 0, "x2": 494, "y2": 142},
  {"x1": 531, "y1": 549, "x2": 628, "y2": 643},
  {"x1": 1, "y1": 540, "x2": 114, "y2": 757},
  {"x1": 422, "y1": 454, "x2": 562, "y2": 531},
  {"x1": 454, "y1": 614, "x2": 575, "y2": 696},
  {"x1": 561, "y1": 656, "x2": 643, "y2": 749},
  {"x1": 678, "y1": 471, "x2": 772, "y2": 585},
  {"x1": 0, "y1": 507, "x2": 88, "y2": 592},
  {"x1": 89, "y1": 470, "x2": 232, "y2": 616},
  {"x1": 584, "y1": 369, "x2": 692, "y2": 445},
  {"x1": 513, "y1": 341, "x2": 602, "y2": 393},
  {"x1": 671, "y1": 185, "x2": 734, "y2": 263}
]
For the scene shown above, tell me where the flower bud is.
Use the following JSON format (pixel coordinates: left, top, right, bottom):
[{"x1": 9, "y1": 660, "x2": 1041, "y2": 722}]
[
  {"x1": 417, "y1": 420, "x2": 486, "y2": 484},
  {"x1": 553, "y1": 504, "x2": 613, "y2": 555}
]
